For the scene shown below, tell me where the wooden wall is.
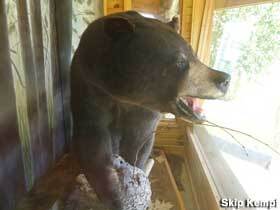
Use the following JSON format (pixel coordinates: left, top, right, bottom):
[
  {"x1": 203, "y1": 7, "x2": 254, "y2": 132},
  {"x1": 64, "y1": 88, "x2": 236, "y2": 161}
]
[
  {"x1": 181, "y1": 0, "x2": 193, "y2": 42},
  {"x1": 104, "y1": 0, "x2": 124, "y2": 14},
  {"x1": 0, "y1": 1, "x2": 72, "y2": 209}
]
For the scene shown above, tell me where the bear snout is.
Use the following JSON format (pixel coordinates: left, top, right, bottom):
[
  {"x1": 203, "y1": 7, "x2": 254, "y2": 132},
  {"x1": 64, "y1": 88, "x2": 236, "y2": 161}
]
[{"x1": 212, "y1": 71, "x2": 231, "y2": 94}]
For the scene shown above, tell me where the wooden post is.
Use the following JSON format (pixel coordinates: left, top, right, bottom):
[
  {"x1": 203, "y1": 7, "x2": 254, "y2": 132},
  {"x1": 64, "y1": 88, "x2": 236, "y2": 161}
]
[
  {"x1": 190, "y1": 0, "x2": 205, "y2": 53},
  {"x1": 197, "y1": 0, "x2": 215, "y2": 64},
  {"x1": 191, "y1": 0, "x2": 215, "y2": 63}
]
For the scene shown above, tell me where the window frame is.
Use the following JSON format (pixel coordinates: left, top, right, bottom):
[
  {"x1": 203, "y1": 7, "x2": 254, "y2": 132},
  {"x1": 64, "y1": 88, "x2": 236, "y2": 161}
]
[{"x1": 184, "y1": 1, "x2": 280, "y2": 209}]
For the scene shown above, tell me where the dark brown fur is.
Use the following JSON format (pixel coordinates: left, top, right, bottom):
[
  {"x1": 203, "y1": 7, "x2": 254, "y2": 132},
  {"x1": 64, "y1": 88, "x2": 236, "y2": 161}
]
[{"x1": 71, "y1": 11, "x2": 230, "y2": 209}]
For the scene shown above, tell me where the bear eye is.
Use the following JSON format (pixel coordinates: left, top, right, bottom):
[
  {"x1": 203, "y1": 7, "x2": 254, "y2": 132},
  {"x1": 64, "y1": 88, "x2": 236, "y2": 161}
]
[{"x1": 176, "y1": 55, "x2": 189, "y2": 72}]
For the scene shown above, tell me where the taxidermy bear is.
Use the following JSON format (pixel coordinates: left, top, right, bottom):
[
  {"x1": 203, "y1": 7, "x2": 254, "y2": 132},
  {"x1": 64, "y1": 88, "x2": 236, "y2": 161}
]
[{"x1": 71, "y1": 11, "x2": 230, "y2": 210}]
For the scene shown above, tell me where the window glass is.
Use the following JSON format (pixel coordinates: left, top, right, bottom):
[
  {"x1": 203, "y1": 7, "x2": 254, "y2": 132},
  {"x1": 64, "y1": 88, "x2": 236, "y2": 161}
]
[{"x1": 197, "y1": 2, "x2": 280, "y2": 202}]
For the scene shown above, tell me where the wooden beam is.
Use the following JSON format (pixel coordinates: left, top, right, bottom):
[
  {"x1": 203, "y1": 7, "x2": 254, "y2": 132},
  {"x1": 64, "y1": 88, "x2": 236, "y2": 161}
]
[
  {"x1": 160, "y1": 150, "x2": 187, "y2": 210},
  {"x1": 155, "y1": 119, "x2": 186, "y2": 147},
  {"x1": 190, "y1": 0, "x2": 205, "y2": 52},
  {"x1": 154, "y1": 145, "x2": 185, "y2": 156},
  {"x1": 196, "y1": 0, "x2": 215, "y2": 64}
]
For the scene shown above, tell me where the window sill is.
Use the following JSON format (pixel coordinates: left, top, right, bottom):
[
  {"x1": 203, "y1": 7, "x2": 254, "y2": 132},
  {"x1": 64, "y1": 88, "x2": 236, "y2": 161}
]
[
  {"x1": 184, "y1": 123, "x2": 280, "y2": 210},
  {"x1": 183, "y1": 125, "x2": 221, "y2": 210}
]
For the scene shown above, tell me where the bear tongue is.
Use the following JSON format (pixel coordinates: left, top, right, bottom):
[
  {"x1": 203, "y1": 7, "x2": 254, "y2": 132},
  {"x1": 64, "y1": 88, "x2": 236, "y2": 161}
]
[{"x1": 185, "y1": 97, "x2": 203, "y2": 114}]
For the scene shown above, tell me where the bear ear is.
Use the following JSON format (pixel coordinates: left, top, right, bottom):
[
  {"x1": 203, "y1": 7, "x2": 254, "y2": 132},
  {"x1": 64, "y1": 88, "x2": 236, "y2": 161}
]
[
  {"x1": 104, "y1": 16, "x2": 135, "y2": 37},
  {"x1": 167, "y1": 16, "x2": 180, "y2": 33}
]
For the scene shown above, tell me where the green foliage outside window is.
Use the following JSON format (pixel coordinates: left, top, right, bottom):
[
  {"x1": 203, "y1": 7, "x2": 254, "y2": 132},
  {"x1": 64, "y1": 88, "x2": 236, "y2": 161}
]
[{"x1": 210, "y1": 3, "x2": 280, "y2": 80}]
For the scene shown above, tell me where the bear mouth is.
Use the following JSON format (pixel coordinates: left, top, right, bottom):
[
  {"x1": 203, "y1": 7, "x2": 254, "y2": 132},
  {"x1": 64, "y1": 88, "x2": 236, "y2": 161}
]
[{"x1": 175, "y1": 96, "x2": 205, "y2": 123}]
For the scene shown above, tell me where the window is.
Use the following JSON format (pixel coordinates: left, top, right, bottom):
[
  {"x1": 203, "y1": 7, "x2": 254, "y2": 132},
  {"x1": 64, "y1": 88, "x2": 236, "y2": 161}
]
[{"x1": 195, "y1": 1, "x2": 280, "y2": 204}]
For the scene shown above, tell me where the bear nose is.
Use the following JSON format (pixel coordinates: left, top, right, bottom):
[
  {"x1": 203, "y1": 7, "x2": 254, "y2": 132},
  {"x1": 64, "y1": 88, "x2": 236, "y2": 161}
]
[{"x1": 214, "y1": 72, "x2": 231, "y2": 94}]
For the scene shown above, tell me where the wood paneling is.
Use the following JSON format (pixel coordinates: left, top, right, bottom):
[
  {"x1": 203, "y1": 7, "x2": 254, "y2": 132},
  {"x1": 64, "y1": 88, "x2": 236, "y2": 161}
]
[
  {"x1": 103, "y1": 0, "x2": 108, "y2": 15},
  {"x1": 155, "y1": 120, "x2": 185, "y2": 147},
  {"x1": 107, "y1": 0, "x2": 124, "y2": 9},
  {"x1": 181, "y1": 0, "x2": 193, "y2": 42},
  {"x1": 107, "y1": 7, "x2": 123, "y2": 14},
  {"x1": 104, "y1": 0, "x2": 125, "y2": 15},
  {"x1": 124, "y1": 0, "x2": 132, "y2": 10},
  {"x1": 155, "y1": 119, "x2": 186, "y2": 163}
]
